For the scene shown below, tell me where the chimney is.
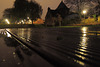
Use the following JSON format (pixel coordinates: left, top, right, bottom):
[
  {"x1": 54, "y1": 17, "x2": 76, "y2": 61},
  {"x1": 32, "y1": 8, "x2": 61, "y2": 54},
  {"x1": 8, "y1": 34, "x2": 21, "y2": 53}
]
[{"x1": 48, "y1": 7, "x2": 51, "y2": 11}]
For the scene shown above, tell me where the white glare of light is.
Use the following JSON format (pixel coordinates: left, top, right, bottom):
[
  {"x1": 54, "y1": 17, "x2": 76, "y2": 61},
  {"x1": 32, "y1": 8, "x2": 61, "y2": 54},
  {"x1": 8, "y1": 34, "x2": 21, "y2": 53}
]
[
  {"x1": 83, "y1": 34, "x2": 87, "y2": 37},
  {"x1": 6, "y1": 32, "x2": 11, "y2": 37},
  {"x1": 27, "y1": 17, "x2": 29, "y2": 19},
  {"x1": 5, "y1": 19, "x2": 10, "y2": 24},
  {"x1": 22, "y1": 20, "x2": 24, "y2": 22},
  {"x1": 83, "y1": 10, "x2": 87, "y2": 14},
  {"x1": 81, "y1": 27, "x2": 88, "y2": 34}
]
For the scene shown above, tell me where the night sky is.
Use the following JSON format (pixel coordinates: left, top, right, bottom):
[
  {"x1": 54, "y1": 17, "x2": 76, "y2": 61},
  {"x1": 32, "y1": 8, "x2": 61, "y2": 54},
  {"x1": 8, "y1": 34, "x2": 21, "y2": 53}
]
[{"x1": 0, "y1": 0, "x2": 61, "y2": 19}]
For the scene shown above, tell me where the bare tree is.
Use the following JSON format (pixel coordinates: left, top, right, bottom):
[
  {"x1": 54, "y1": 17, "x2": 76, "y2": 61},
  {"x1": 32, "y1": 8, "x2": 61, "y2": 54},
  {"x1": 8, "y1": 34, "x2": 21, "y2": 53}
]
[{"x1": 64, "y1": 0, "x2": 99, "y2": 16}]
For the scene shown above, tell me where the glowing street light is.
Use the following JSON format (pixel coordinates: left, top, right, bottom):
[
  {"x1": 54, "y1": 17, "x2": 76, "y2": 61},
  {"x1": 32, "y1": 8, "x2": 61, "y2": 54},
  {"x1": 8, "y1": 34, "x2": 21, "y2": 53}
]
[
  {"x1": 82, "y1": 10, "x2": 87, "y2": 23},
  {"x1": 5, "y1": 19, "x2": 10, "y2": 24},
  {"x1": 83, "y1": 10, "x2": 87, "y2": 14}
]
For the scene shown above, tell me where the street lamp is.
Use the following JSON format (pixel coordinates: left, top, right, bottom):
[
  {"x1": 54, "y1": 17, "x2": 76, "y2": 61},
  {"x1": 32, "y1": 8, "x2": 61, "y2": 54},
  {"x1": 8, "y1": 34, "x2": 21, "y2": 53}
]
[
  {"x1": 83, "y1": 10, "x2": 86, "y2": 14},
  {"x1": 83, "y1": 10, "x2": 87, "y2": 23},
  {"x1": 5, "y1": 19, "x2": 10, "y2": 24}
]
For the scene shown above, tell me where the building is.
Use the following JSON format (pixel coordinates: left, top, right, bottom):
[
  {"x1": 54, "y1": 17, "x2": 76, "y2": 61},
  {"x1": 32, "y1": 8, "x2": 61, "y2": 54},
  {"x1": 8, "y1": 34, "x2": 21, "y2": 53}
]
[{"x1": 45, "y1": 1, "x2": 70, "y2": 26}]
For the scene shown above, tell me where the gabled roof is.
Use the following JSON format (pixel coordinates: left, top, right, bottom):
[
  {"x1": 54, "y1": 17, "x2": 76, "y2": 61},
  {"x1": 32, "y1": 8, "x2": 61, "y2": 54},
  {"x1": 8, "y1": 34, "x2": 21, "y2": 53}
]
[
  {"x1": 56, "y1": 1, "x2": 69, "y2": 10},
  {"x1": 46, "y1": 1, "x2": 70, "y2": 19},
  {"x1": 46, "y1": 8, "x2": 58, "y2": 17}
]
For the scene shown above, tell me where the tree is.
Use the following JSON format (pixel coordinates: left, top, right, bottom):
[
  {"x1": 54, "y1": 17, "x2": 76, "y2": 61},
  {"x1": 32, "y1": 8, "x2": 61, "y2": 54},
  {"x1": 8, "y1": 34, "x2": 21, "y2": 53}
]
[
  {"x1": 3, "y1": 8, "x2": 16, "y2": 23},
  {"x1": 28, "y1": 0, "x2": 42, "y2": 23},
  {"x1": 14, "y1": 0, "x2": 28, "y2": 20},
  {"x1": 64, "y1": 0, "x2": 98, "y2": 17},
  {"x1": 3, "y1": 0, "x2": 42, "y2": 23},
  {"x1": 94, "y1": 1, "x2": 100, "y2": 15}
]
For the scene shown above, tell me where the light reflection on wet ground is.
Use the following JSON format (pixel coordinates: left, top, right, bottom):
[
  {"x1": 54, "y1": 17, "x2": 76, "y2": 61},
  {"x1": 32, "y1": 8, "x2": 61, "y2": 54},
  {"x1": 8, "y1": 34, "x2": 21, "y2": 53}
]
[
  {"x1": 0, "y1": 29, "x2": 53, "y2": 67},
  {"x1": 7, "y1": 27, "x2": 100, "y2": 67},
  {"x1": 74, "y1": 27, "x2": 88, "y2": 65}
]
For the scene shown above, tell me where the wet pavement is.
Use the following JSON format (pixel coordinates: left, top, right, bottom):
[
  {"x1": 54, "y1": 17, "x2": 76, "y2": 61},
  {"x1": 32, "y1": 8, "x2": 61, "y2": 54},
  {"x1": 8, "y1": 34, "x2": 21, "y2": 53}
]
[
  {"x1": 0, "y1": 29, "x2": 53, "y2": 67},
  {"x1": 7, "y1": 27, "x2": 100, "y2": 67}
]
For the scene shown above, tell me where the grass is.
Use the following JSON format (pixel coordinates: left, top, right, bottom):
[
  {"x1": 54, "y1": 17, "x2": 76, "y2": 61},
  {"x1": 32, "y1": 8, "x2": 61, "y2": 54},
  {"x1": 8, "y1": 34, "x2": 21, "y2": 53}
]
[
  {"x1": 0, "y1": 24, "x2": 45, "y2": 28},
  {"x1": 53, "y1": 24, "x2": 100, "y2": 28},
  {"x1": 57, "y1": 26, "x2": 82, "y2": 28},
  {"x1": 1, "y1": 20, "x2": 100, "y2": 28}
]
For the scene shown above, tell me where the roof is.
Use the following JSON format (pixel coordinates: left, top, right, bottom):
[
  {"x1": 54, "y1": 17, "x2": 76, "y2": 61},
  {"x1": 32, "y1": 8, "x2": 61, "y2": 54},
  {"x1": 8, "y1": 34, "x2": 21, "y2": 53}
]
[
  {"x1": 46, "y1": 1, "x2": 70, "y2": 19},
  {"x1": 56, "y1": 1, "x2": 69, "y2": 11}
]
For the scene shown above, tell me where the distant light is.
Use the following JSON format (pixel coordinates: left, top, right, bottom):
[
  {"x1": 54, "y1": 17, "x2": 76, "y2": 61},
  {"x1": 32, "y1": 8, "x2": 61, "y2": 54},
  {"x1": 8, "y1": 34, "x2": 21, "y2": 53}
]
[
  {"x1": 27, "y1": 17, "x2": 29, "y2": 19},
  {"x1": 22, "y1": 20, "x2": 24, "y2": 22},
  {"x1": 24, "y1": 19, "x2": 26, "y2": 21},
  {"x1": 83, "y1": 10, "x2": 87, "y2": 14},
  {"x1": 5, "y1": 19, "x2": 10, "y2": 24}
]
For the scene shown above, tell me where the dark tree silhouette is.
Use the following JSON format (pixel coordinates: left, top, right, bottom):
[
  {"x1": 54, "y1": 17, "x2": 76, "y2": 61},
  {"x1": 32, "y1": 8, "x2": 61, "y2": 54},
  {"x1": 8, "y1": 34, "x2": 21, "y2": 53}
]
[
  {"x1": 14, "y1": 0, "x2": 28, "y2": 20},
  {"x1": 64, "y1": 0, "x2": 100, "y2": 18},
  {"x1": 95, "y1": 1, "x2": 100, "y2": 15},
  {"x1": 3, "y1": 8, "x2": 16, "y2": 22},
  {"x1": 3, "y1": 0, "x2": 42, "y2": 23},
  {"x1": 28, "y1": 0, "x2": 42, "y2": 23}
]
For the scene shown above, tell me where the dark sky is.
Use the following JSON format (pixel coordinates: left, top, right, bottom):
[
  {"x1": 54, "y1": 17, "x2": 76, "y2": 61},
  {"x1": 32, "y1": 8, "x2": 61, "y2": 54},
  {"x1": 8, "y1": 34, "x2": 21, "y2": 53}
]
[{"x1": 0, "y1": 0, "x2": 61, "y2": 19}]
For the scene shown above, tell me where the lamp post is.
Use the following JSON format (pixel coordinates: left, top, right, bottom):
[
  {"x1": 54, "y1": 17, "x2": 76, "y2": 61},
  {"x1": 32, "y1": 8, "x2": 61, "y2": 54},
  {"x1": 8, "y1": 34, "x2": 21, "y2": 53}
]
[{"x1": 83, "y1": 10, "x2": 87, "y2": 23}]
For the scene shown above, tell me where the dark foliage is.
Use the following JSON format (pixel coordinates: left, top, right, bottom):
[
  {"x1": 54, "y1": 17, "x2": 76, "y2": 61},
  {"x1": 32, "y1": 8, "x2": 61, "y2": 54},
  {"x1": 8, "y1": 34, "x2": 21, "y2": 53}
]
[
  {"x1": 64, "y1": 0, "x2": 100, "y2": 17},
  {"x1": 3, "y1": 0, "x2": 42, "y2": 23}
]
